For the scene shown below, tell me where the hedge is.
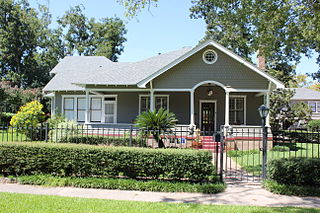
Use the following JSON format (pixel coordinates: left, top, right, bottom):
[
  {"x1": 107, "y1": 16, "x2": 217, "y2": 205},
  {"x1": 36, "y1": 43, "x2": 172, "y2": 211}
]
[
  {"x1": 57, "y1": 136, "x2": 145, "y2": 147},
  {"x1": 16, "y1": 175, "x2": 225, "y2": 194},
  {"x1": 267, "y1": 158, "x2": 320, "y2": 186},
  {"x1": 0, "y1": 142, "x2": 216, "y2": 182}
]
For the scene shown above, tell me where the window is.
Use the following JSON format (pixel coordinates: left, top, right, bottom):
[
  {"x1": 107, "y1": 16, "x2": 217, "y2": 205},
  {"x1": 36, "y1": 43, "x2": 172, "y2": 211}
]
[
  {"x1": 63, "y1": 98, "x2": 74, "y2": 120},
  {"x1": 308, "y1": 101, "x2": 320, "y2": 113},
  {"x1": 229, "y1": 96, "x2": 245, "y2": 125},
  {"x1": 140, "y1": 96, "x2": 150, "y2": 113},
  {"x1": 139, "y1": 95, "x2": 169, "y2": 113},
  {"x1": 77, "y1": 98, "x2": 85, "y2": 122},
  {"x1": 90, "y1": 98, "x2": 102, "y2": 122},
  {"x1": 202, "y1": 49, "x2": 218, "y2": 64},
  {"x1": 155, "y1": 96, "x2": 168, "y2": 110}
]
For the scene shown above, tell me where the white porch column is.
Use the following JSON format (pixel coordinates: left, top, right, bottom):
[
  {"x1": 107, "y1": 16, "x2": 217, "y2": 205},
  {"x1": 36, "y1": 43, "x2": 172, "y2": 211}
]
[
  {"x1": 51, "y1": 96, "x2": 55, "y2": 116},
  {"x1": 265, "y1": 92, "x2": 270, "y2": 126},
  {"x1": 85, "y1": 90, "x2": 90, "y2": 124},
  {"x1": 190, "y1": 90, "x2": 195, "y2": 126},
  {"x1": 225, "y1": 91, "x2": 230, "y2": 126},
  {"x1": 150, "y1": 90, "x2": 155, "y2": 111}
]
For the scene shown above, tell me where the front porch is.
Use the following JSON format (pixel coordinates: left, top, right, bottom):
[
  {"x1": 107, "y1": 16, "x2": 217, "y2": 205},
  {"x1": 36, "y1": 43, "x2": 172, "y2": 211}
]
[{"x1": 51, "y1": 80, "x2": 270, "y2": 133}]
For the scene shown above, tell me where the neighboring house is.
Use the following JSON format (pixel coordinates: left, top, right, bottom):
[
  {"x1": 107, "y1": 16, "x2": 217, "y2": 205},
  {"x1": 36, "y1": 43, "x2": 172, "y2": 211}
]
[
  {"x1": 291, "y1": 88, "x2": 320, "y2": 120},
  {"x1": 43, "y1": 40, "x2": 284, "y2": 132}
]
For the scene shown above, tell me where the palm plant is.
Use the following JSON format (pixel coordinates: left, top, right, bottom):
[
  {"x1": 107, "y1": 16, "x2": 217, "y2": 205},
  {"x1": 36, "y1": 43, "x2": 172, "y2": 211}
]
[{"x1": 135, "y1": 108, "x2": 178, "y2": 148}]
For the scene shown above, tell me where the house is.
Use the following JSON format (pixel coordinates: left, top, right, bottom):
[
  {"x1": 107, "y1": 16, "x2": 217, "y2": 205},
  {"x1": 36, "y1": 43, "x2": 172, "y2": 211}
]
[
  {"x1": 43, "y1": 40, "x2": 284, "y2": 133},
  {"x1": 291, "y1": 88, "x2": 320, "y2": 120}
]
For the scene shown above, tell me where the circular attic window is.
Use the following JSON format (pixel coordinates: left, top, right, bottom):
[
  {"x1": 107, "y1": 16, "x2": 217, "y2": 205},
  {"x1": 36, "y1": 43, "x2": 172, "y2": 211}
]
[{"x1": 202, "y1": 49, "x2": 218, "y2": 64}]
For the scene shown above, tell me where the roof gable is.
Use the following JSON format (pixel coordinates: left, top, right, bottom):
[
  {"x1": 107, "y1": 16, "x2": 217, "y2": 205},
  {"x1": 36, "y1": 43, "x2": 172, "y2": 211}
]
[{"x1": 136, "y1": 40, "x2": 284, "y2": 88}]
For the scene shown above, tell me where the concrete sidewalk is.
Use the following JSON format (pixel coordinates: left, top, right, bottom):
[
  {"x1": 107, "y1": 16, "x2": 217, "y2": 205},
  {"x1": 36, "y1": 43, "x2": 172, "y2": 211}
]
[{"x1": 0, "y1": 183, "x2": 320, "y2": 208}]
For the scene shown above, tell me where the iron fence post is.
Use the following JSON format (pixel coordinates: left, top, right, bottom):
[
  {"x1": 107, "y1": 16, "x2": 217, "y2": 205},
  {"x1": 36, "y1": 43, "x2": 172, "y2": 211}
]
[
  {"x1": 129, "y1": 125, "x2": 133, "y2": 147},
  {"x1": 262, "y1": 121, "x2": 268, "y2": 179},
  {"x1": 219, "y1": 131, "x2": 224, "y2": 182},
  {"x1": 45, "y1": 122, "x2": 48, "y2": 142}
]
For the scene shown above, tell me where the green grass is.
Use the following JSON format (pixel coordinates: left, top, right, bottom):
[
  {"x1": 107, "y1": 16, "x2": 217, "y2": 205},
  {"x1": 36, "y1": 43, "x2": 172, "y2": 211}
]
[
  {"x1": 263, "y1": 180, "x2": 320, "y2": 197},
  {"x1": 1, "y1": 192, "x2": 319, "y2": 213},
  {"x1": 15, "y1": 175, "x2": 225, "y2": 194},
  {"x1": 229, "y1": 142, "x2": 320, "y2": 174},
  {"x1": 0, "y1": 129, "x2": 27, "y2": 142}
]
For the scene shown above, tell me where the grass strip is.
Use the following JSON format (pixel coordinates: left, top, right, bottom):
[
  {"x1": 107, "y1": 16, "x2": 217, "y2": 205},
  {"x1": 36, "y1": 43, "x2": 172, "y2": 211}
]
[
  {"x1": 263, "y1": 179, "x2": 320, "y2": 197},
  {"x1": 1, "y1": 192, "x2": 319, "y2": 213},
  {"x1": 16, "y1": 175, "x2": 226, "y2": 194}
]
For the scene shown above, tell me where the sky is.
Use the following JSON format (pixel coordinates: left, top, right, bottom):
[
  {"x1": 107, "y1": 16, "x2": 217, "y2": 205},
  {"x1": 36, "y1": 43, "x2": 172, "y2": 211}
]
[{"x1": 29, "y1": 0, "x2": 318, "y2": 77}]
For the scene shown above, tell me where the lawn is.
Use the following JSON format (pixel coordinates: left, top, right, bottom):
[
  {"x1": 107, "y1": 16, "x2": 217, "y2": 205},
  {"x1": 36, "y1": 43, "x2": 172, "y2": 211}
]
[
  {"x1": 228, "y1": 142, "x2": 320, "y2": 175},
  {"x1": 0, "y1": 192, "x2": 319, "y2": 213},
  {"x1": 0, "y1": 129, "x2": 27, "y2": 142}
]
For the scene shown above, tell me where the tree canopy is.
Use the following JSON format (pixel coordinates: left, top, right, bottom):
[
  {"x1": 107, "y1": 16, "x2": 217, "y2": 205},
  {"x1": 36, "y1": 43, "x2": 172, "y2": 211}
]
[
  {"x1": 190, "y1": 0, "x2": 320, "y2": 84},
  {"x1": 0, "y1": 1, "x2": 127, "y2": 88}
]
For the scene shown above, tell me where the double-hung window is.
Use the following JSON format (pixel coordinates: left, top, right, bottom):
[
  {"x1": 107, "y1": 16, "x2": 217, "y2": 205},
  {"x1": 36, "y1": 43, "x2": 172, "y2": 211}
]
[
  {"x1": 139, "y1": 95, "x2": 169, "y2": 113},
  {"x1": 77, "y1": 98, "x2": 85, "y2": 122},
  {"x1": 63, "y1": 98, "x2": 74, "y2": 120},
  {"x1": 229, "y1": 96, "x2": 246, "y2": 125},
  {"x1": 90, "y1": 97, "x2": 102, "y2": 122}
]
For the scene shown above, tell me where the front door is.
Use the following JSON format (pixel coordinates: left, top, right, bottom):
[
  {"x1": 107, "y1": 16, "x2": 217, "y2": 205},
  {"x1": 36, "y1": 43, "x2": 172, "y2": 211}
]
[{"x1": 200, "y1": 101, "x2": 216, "y2": 134}]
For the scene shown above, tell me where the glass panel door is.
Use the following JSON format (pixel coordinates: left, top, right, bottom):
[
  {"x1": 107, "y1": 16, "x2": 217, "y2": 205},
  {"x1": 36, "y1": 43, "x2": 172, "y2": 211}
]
[{"x1": 105, "y1": 102, "x2": 115, "y2": 123}]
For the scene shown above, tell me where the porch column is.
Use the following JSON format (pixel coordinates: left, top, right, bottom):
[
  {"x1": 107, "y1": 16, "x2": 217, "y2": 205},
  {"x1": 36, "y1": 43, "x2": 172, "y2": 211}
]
[
  {"x1": 190, "y1": 90, "x2": 195, "y2": 126},
  {"x1": 85, "y1": 90, "x2": 90, "y2": 124},
  {"x1": 150, "y1": 90, "x2": 155, "y2": 111},
  {"x1": 265, "y1": 92, "x2": 270, "y2": 126},
  {"x1": 51, "y1": 96, "x2": 55, "y2": 116},
  {"x1": 224, "y1": 91, "x2": 230, "y2": 126}
]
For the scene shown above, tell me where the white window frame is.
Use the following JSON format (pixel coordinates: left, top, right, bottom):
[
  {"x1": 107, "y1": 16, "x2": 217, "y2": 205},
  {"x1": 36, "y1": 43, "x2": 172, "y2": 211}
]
[
  {"x1": 308, "y1": 100, "x2": 320, "y2": 113},
  {"x1": 102, "y1": 95, "x2": 117, "y2": 123},
  {"x1": 199, "y1": 100, "x2": 217, "y2": 132},
  {"x1": 229, "y1": 95, "x2": 247, "y2": 125},
  {"x1": 63, "y1": 97, "x2": 75, "y2": 121},
  {"x1": 61, "y1": 94, "x2": 117, "y2": 123},
  {"x1": 76, "y1": 97, "x2": 86, "y2": 122},
  {"x1": 138, "y1": 94, "x2": 170, "y2": 114},
  {"x1": 202, "y1": 49, "x2": 218, "y2": 64}
]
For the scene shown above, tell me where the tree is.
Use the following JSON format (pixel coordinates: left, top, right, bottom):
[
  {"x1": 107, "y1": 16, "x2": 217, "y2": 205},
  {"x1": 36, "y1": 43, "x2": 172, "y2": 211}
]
[
  {"x1": 117, "y1": 0, "x2": 159, "y2": 17},
  {"x1": 287, "y1": 74, "x2": 313, "y2": 88},
  {"x1": 269, "y1": 89, "x2": 311, "y2": 130},
  {"x1": 135, "y1": 108, "x2": 177, "y2": 148},
  {"x1": 190, "y1": 0, "x2": 320, "y2": 83},
  {"x1": 58, "y1": 5, "x2": 127, "y2": 61}
]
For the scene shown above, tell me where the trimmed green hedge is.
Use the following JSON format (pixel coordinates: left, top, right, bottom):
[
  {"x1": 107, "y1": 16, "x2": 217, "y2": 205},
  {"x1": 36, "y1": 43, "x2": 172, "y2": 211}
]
[
  {"x1": 267, "y1": 158, "x2": 320, "y2": 186},
  {"x1": 263, "y1": 179, "x2": 320, "y2": 197},
  {"x1": 0, "y1": 142, "x2": 216, "y2": 182},
  {"x1": 58, "y1": 136, "x2": 145, "y2": 147},
  {"x1": 16, "y1": 174, "x2": 225, "y2": 194}
]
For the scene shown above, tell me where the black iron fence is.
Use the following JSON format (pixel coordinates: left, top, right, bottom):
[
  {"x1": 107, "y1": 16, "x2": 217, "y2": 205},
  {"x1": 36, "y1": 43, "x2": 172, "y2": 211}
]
[
  {"x1": 219, "y1": 126, "x2": 320, "y2": 182},
  {"x1": 0, "y1": 123, "x2": 203, "y2": 148}
]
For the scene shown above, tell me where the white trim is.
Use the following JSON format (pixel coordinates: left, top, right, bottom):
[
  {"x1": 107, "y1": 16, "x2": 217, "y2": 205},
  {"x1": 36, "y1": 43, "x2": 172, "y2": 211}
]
[
  {"x1": 227, "y1": 89, "x2": 269, "y2": 93},
  {"x1": 229, "y1": 95, "x2": 247, "y2": 125},
  {"x1": 138, "y1": 94, "x2": 170, "y2": 114},
  {"x1": 191, "y1": 80, "x2": 227, "y2": 91},
  {"x1": 199, "y1": 100, "x2": 217, "y2": 132},
  {"x1": 86, "y1": 88, "x2": 151, "y2": 92},
  {"x1": 154, "y1": 88, "x2": 191, "y2": 92},
  {"x1": 202, "y1": 49, "x2": 218, "y2": 64},
  {"x1": 137, "y1": 40, "x2": 284, "y2": 89}
]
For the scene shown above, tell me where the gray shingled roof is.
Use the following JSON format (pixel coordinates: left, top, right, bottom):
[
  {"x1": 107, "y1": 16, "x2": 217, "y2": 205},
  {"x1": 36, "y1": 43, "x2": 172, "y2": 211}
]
[
  {"x1": 43, "y1": 47, "x2": 192, "y2": 91},
  {"x1": 291, "y1": 88, "x2": 320, "y2": 100}
]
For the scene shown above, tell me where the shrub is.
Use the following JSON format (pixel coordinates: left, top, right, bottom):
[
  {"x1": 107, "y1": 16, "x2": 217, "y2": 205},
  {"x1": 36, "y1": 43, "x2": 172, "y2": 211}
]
[
  {"x1": 270, "y1": 145, "x2": 290, "y2": 152},
  {"x1": 17, "y1": 174, "x2": 225, "y2": 194},
  {"x1": 49, "y1": 120, "x2": 81, "y2": 142},
  {"x1": 263, "y1": 179, "x2": 320, "y2": 197},
  {"x1": 57, "y1": 136, "x2": 146, "y2": 147},
  {"x1": 0, "y1": 142, "x2": 217, "y2": 182},
  {"x1": 135, "y1": 108, "x2": 177, "y2": 148},
  {"x1": 10, "y1": 100, "x2": 45, "y2": 127},
  {"x1": 307, "y1": 120, "x2": 320, "y2": 131},
  {"x1": 47, "y1": 114, "x2": 65, "y2": 127},
  {"x1": 267, "y1": 158, "x2": 320, "y2": 186}
]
